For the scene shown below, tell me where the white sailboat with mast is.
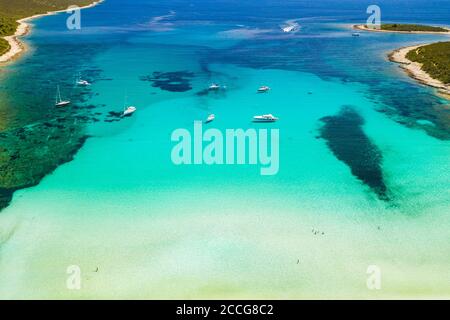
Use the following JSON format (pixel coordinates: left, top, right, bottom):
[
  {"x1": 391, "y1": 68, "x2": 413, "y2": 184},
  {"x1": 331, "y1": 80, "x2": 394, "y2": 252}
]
[
  {"x1": 55, "y1": 85, "x2": 71, "y2": 107},
  {"x1": 122, "y1": 94, "x2": 137, "y2": 117}
]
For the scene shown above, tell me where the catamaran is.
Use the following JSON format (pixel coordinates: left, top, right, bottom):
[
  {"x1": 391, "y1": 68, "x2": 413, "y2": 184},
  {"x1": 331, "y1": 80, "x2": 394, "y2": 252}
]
[
  {"x1": 253, "y1": 114, "x2": 279, "y2": 122},
  {"x1": 257, "y1": 86, "x2": 271, "y2": 93},
  {"x1": 55, "y1": 85, "x2": 71, "y2": 107},
  {"x1": 205, "y1": 114, "x2": 215, "y2": 123}
]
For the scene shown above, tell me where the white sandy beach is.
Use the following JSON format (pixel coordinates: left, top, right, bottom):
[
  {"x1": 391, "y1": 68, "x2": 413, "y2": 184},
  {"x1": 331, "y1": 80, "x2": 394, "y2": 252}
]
[
  {"x1": 0, "y1": 0, "x2": 104, "y2": 64},
  {"x1": 0, "y1": 22, "x2": 30, "y2": 64},
  {"x1": 388, "y1": 44, "x2": 450, "y2": 99}
]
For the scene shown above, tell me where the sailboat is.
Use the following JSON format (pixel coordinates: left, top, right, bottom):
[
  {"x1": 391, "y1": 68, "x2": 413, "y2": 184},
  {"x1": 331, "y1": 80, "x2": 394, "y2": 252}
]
[
  {"x1": 55, "y1": 85, "x2": 71, "y2": 107},
  {"x1": 122, "y1": 95, "x2": 137, "y2": 117},
  {"x1": 123, "y1": 106, "x2": 137, "y2": 117}
]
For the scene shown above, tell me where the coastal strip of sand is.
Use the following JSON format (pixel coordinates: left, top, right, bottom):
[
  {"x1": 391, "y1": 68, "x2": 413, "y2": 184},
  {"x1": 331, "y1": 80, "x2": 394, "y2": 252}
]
[
  {"x1": 353, "y1": 24, "x2": 450, "y2": 34},
  {"x1": 388, "y1": 44, "x2": 450, "y2": 100},
  {"x1": 0, "y1": 0, "x2": 104, "y2": 65}
]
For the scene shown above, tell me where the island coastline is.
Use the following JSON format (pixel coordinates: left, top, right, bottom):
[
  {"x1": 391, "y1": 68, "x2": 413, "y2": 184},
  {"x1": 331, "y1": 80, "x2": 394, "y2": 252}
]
[
  {"x1": 353, "y1": 24, "x2": 450, "y2": 34},
  {"x1": 350, "y1": 24, "x2": 450, "y2": 99},
  {"x1": 388, "y1": 44, "x2": 450, "y2": 100},
  {"x1": 0, "y1": 0, "x2": 104, "y2": 65}
]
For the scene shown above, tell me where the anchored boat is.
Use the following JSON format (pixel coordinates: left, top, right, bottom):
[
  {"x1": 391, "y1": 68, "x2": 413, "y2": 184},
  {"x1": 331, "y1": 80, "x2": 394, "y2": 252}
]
[
  {"x1": 208, "y1": 83, "x2": 221, "y2": 91},
  {"x1": 253, "y1": 114, "x2": 279, "y2": 122},
  {"x1": 122, "y1": 95, "x2": 137, "y2": 117},
  {"x1": 123, "y1": 106, "x2": 137, "y2": 117},
  {"x1": 55, "y1": 85, "x2": 71, "y2": 107},
  {"x1": 205, "y1": 114, "x2": 215, "y2": 123},
  {"x1": 257, "y1": 86, "x2": 271, "y2": 93},
  {"x1": 76, "y1": 73, "x2": 91, "y2": 86}
]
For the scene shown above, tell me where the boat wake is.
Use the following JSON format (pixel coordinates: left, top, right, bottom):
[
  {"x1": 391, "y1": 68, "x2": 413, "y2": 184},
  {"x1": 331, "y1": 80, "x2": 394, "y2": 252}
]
[{"x1": 143, "y1": 11, "x2": 177, "y2": 31}]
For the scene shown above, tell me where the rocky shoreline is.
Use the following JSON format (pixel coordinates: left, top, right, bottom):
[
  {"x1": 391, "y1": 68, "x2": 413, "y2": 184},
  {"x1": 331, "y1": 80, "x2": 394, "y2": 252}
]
[{"x1": 388, "y1": 44, "x2": 450, "y2": 100}]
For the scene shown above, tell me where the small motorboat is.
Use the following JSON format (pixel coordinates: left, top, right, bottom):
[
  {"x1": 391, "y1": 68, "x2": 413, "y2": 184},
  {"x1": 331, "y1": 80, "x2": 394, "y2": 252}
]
[
  {"x1": 205, "y1": 114, "x2": 215, "y2": 123},
  {"x1": 55, "y1": 85, "x2": 71, "y2": 107},
  {"x1": 257, "y1": 86, "x2": 271, "y2": 93},
  {"x1": 208, "y1": 83, "x2": 221, "y2": 91},
  {"x1": 253, "y1": 114, "x2": 279, "y2": 122},
  {"x1": 76, "y1": 73, "x2": 91, "y2": 86},
  {"x1": 123, "y1": 106, "x2": 137, "y2": 117},
  {"x1": 352, "y1": 32, "x2": 361, "y2": 37},
  {"x1": 281, "y1": 21, "x2": 300, "y2": 33},
  {"x1": 77, "y1": 79, "x2": 91, "y2": 86},
  {"x1": 282, "y1": 25, "x2": 296, "y2": 33}
]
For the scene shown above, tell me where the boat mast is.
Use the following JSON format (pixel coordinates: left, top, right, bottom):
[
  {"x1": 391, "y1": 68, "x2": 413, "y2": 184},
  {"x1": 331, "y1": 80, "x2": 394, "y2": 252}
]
[{"x1": 56, "y1": 85, "x2": 61, "y2": 104}]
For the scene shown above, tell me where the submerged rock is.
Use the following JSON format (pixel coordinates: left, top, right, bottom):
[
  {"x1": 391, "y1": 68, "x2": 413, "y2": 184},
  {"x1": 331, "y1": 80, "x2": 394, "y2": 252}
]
[{"x1": 140, "y1": 71, "x2": 195, "y2": 92}]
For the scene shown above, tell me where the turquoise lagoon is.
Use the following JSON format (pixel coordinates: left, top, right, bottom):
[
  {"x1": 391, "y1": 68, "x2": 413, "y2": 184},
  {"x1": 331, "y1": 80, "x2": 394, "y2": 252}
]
[{"x1": 0, "y1": 0, "x2": 449, "y2": 298}]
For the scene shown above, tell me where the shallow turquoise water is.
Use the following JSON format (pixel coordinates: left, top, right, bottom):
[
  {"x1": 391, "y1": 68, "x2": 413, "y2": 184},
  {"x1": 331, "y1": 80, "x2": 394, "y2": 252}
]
[{"x1": 0, "y1": 0, "x2": 449, "y2": 298}]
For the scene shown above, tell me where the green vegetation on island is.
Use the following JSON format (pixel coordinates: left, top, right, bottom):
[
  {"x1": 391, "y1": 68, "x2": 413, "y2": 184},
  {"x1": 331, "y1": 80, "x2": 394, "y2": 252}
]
[
  {"x1": 380, "y1": 23, "x2": 449, "y2": 32},
  {"x1": 406, "y1": 41, "x2": 450, "y2": 84},
  {"x1": 0, "y1": 39, "x2": 10, "y2": 56},
  {"x1": 0, "y1": 16, "x2": 18, "y2": 37},
  {"x1": 0, "y1": 0, "x2": 95, "y2": 56},
  {"x1": 0, "y1": 15, "x2": 16, "y2": 56}
]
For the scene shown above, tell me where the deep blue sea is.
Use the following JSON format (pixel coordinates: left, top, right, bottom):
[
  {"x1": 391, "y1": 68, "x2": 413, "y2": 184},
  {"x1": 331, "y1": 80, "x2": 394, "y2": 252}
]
[{"x1": 0, "y1": 0, "x2": 449, "y2": 298}]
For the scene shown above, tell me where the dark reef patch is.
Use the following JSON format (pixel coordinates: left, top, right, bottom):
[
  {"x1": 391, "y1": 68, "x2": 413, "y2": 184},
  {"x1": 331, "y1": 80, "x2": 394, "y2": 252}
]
[
  {"x1": 0, "y1": 133, "x2": 89, "y2": 211},
  {"x1": 140, "y1": 71, "x2": 194, "y2": 92},
  {"x1": 0, "y1": 188, "x2": 14, "y2": 211},
  {"x1": 319, "y1": 106, "x2": 389, "y2": 200},
  {"x1": 368, "y1": 82, "x2": 450, "y2": 140},
  {"x1": 0, "y1": 40, "x2": 112, "y2": 212}
]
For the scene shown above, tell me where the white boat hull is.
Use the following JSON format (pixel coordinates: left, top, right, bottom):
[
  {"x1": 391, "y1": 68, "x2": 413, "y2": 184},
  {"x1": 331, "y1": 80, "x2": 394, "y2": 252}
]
[
  {"x1": 55, "y1": 101, "x2": 71, "y2": 107},
  {"x1": 253, "y1": 119, "x2": 277, "y2": 122},
  {"x1": 123, "y1": 106, "x2": 137, "y2": 117},
  {"x1": 253, "y1": 114, "x2": 278, "y2": 122},
  {"x1": 205, "y1": 115, "x2": 215, "y2": 123}
]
